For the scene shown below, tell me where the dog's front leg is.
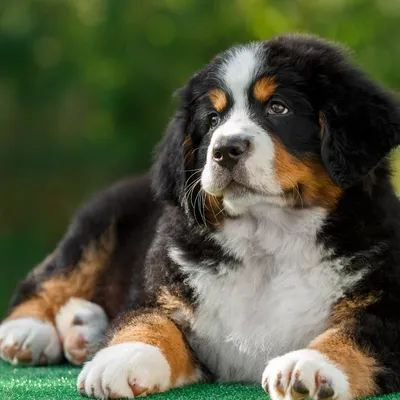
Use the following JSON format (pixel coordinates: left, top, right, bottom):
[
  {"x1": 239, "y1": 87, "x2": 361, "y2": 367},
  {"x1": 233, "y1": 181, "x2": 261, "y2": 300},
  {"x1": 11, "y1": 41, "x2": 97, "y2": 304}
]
[{"x1": 77, "y1": 308, "x2": 203, "y2": 399}]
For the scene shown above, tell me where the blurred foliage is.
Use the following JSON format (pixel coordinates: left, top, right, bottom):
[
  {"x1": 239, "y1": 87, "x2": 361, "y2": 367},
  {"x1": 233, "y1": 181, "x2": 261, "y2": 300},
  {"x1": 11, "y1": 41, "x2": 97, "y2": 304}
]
[{"x1": 2, "y1": 0, "x2": 400, "y2": 315}]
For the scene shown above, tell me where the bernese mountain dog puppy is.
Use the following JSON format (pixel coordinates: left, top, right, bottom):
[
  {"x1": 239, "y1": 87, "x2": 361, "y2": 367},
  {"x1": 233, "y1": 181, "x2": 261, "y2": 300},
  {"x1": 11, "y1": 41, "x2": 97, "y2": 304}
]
[{"x1": 1, "y1": 33, "x2": 400, "y2": 400}]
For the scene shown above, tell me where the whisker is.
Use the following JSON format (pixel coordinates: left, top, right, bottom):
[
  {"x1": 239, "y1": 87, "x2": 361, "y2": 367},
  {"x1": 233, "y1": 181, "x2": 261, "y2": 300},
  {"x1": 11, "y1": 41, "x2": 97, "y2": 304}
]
[
  {"x1": 202, "y1": 194, "x2": 215, "y2": 226},
  {"x1": 204, "y1": 194, "x2": 218, "y2": 223},
  {"x1": 204, "y1": 192, "x2": 226, "y2": 226},
  {"x1": 184, "y1": 177, "x2": 201, "y2": 207}
]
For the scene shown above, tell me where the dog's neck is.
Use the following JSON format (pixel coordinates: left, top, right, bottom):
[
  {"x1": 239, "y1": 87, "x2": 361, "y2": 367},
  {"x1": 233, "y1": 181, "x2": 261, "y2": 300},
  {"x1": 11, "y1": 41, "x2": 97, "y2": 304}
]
[{"x1": 212, "y1": 204, "x2": 327, "y2": 264}]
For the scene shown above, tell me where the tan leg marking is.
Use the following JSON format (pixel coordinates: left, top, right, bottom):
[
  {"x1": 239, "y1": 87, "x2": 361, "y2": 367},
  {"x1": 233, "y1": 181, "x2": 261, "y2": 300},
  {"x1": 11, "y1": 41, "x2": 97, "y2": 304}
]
[
  {"x1": 329, "y1": 293, "x2": 380, "y2": 325},
  {"x1": 157, "y1": 287, "x2": 195, "y2": 329},
  {"x1": 7, "y1": 227, "x2": 115, "y2": 324},
  {"x1": 109, "y1": 313, "x2": 198, "y2": 386},
  {"x1": 309, "y1": 328, "x2": 379, "y2": 398}
]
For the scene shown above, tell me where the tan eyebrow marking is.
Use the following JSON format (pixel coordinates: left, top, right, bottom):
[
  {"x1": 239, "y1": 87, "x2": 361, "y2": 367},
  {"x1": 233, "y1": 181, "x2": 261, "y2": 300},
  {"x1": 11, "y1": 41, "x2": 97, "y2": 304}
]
[
  {"x1": 253, "y1": 76, "x2": 277, "y2": 102},
  {"x1": 208, "y1": 89, "x2": 228, "y2": 112}
]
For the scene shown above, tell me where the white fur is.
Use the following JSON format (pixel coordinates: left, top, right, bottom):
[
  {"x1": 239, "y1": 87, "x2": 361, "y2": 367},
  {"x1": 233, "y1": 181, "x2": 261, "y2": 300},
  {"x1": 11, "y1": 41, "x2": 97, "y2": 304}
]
[
  {"x1": 0, "y1": 317, "x2": 62, "y2": 365},
  {"x1": 55, "y1": 297, "x2": 108, "y2": 365},
  {"x1": 170, "y1": 205, "x2": 365, "y2": 383},
  {"x1": 77, "y1": 342, "x2": 171, "y2": 399},
  {"x1": 262, "y1": 349, "x2": 350, "y2": 400}
]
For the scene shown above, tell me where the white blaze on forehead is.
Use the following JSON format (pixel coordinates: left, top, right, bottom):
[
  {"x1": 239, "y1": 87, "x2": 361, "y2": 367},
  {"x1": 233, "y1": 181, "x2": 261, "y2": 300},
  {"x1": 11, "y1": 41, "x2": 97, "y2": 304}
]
[
  {"x1": 211, "y1": 44, "x2": 265, "y2": 146},
  {"x1": 220, "y1": 43, "x2": 262, "y2": 110}
]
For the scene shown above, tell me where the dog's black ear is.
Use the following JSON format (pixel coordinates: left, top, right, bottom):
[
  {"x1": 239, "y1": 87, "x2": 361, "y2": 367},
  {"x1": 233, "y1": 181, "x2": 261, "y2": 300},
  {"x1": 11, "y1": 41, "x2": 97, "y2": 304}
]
[
  {"x1": 151, "y1": 85, "x2": 191, "y2": 205},
  {"x1": 320, "y1": 68, "x2": 400, "y2": 188}
]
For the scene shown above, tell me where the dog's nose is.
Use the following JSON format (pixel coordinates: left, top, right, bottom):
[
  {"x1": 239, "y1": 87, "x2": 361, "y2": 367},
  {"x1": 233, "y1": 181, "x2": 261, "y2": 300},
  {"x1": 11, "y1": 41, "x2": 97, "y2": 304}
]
[{"x1": 212, "y1": 137, "x2": 250, "y2": 170}]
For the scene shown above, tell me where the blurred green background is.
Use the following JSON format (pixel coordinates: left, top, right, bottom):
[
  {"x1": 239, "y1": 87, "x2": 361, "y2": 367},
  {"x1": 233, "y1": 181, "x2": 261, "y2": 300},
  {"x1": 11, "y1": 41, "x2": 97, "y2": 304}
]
[{"x1": 2, "y1": 0, "x2": 400, "y2": 316}]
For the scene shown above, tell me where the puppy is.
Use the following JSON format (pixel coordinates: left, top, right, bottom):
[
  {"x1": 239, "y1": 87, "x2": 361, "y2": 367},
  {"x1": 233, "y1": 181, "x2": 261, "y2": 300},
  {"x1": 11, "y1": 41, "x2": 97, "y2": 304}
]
[{"x1": 2, "y1": 33, "x2": 400, "y2": 400}]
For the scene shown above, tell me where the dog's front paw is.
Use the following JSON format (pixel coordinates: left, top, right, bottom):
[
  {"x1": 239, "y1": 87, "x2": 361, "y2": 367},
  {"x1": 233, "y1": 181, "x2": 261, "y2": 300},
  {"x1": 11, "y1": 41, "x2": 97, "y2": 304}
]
[
  {"x1": 262, "y1": 349, "x2": 350, "y2": 400},
  {"x1": 56, "y1": 297, "x2": 108, "y2": 365},
  {"x1": 0, "y1": 318, "x2": 62, "y2": 365},
  {"x1": 77, "y1": 342, "x2": 171, "y2": 399}
]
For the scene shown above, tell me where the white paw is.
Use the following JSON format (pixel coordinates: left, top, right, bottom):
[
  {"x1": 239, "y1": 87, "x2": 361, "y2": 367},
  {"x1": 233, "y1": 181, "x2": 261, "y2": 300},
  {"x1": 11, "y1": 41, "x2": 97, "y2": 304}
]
[
  {"x1": 262, "y1": 349, "x2": 350, "y2": 400},
  {"x1": 0, "y1": 317, "x2": 62, "y2": 365},
  {"x1": 55, "y1": 297, "x2": 108, "y2": 366},
  {"x1": 77, "y1": 342, "x2": 171, "y2": 399}
]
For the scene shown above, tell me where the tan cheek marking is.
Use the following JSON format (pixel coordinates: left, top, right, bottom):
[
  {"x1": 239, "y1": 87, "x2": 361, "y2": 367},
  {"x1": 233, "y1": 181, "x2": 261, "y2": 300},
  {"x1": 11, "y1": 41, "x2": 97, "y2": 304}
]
[
  {"x1": 272, "y1": 137, "x2": 343, "y2": 209},
  {"x1": 183, "y1": 136, "x2": 194, "y2": 169},
  {"x1": 208, "y1": 89, "x2": 227, "y2": 112},
  {"x1": 329, "y1": 294, "x2": 380, "y2": 326},
  {"x1": 273, "y1": 137, "x2": 307, "y2": 190},
  {"x1": 253, "y1": 76, "x2": 277, "y2": 102},
  {"x1": 7, "y1": 227, "x2": 115, "y2": 323},
  {"x1": 319, "y1": 112, "x2": 325, "y2": 138},
  {"x1": 309, "y1": 328, "x2": 379, "y2": 398},
  {"x1": 109, "y1": 313, "x2": 198, "y2": 386}
]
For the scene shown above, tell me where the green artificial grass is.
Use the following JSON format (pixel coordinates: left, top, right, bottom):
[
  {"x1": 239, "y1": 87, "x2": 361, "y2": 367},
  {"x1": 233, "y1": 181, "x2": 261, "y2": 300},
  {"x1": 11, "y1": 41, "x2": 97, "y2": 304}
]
[{"x1": 0, "y1": 361, "x2": 397, "y2": 400}]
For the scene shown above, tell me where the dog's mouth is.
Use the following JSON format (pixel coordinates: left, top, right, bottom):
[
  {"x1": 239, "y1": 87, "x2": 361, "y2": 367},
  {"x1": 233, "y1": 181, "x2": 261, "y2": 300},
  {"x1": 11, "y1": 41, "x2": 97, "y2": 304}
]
[
  {"x1": 225, "y1": 181, "x2": 255, "y2": 195},
  {"x1": 203, "y1": 178, "x2": 300, "y2": 212},
  {"x1": 201, "y1": 165, "x2": 298, "y2": 208},
  {"x1": 203, "y1": 179, "x2": 254, "y2": 197},
  {"x1": 206, "y1": 179, "x2": 286, "y2": 200}
]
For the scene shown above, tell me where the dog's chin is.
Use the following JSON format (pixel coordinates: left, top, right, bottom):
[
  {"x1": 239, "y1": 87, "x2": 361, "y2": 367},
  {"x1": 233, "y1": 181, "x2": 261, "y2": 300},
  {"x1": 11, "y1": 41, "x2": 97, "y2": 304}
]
[
  {"x1": 201, "y1": 166, "x2": 295, "y2": 215},
  {"x1": 204, "y1": 181, "x2": 289, "y2": 216}
]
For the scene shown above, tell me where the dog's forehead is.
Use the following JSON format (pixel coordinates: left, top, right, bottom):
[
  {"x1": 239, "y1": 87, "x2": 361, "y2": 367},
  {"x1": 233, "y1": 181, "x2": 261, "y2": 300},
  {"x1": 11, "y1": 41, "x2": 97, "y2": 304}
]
[{"x1": 215, "y1": 43, "x2": 265, "y2": 107}]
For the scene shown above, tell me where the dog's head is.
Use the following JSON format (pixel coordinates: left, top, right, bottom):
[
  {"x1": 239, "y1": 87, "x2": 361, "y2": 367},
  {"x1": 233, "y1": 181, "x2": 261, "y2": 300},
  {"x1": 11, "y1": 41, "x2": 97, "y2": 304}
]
[{"x1": 153, "y1": 34, "x2": 400, "y2": 223}]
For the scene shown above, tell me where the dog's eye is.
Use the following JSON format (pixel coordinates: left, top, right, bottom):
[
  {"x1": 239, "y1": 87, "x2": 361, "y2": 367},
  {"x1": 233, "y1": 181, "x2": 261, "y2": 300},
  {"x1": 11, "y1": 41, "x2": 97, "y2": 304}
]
[
  {"x1": 267, "y1": 101, "x2": 289, "y2": 115},
  {"x1": 209, "y1": 113, "x2": 220, "y2": 129}
]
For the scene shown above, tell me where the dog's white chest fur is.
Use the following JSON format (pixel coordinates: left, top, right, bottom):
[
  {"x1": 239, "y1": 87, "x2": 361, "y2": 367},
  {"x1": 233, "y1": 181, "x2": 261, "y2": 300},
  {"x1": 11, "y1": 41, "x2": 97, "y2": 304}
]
[{"x1": 170, "y1": 207, "x2": 359, "y2": 382}]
